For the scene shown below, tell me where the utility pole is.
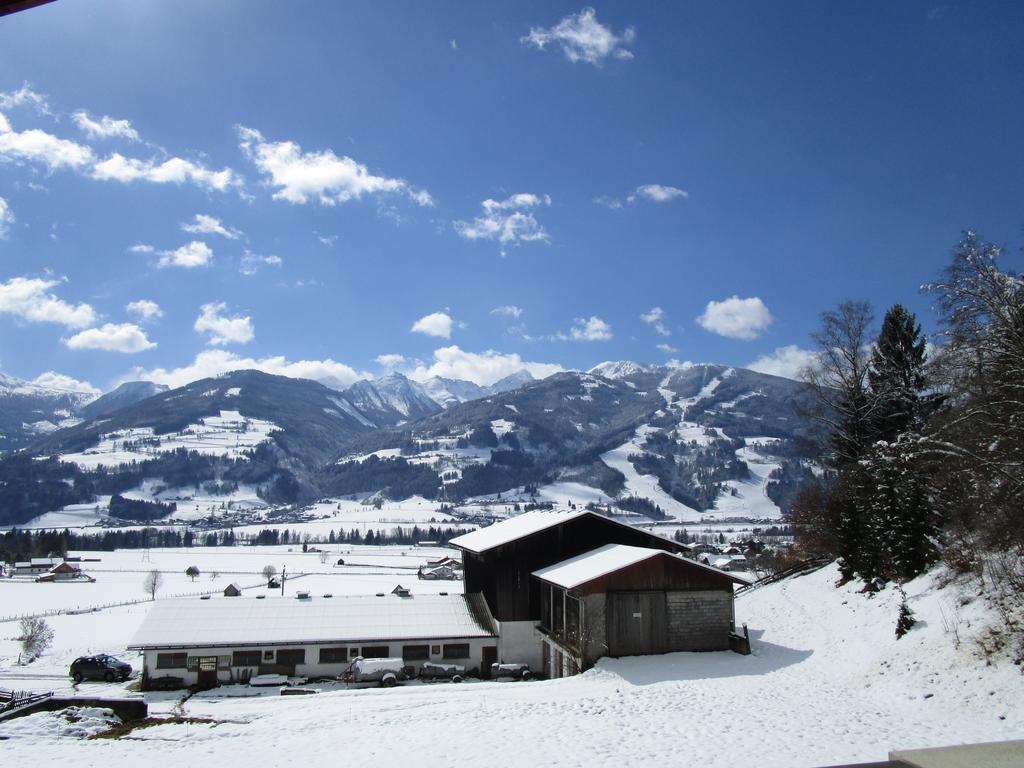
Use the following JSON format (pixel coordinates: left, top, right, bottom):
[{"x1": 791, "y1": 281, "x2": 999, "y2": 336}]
[{"x1": 280, "y1": 565, "x2": 286, "y2": 596}]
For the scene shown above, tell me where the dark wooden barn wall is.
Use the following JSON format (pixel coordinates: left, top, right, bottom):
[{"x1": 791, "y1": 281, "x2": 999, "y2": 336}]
[{"x1": 462, "y1": 515, "x2": 687, "y2": 622}]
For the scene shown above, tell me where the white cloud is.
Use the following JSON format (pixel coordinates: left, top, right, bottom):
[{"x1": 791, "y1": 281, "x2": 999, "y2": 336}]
[
  {"x1": 564, "y1": 316, "x2": 613, "y2": 342},
  {"x1": 593, "y1": 195, "x2": 624, "y2": 209},
  {"x1": 157, "y1": 241, "x2": 213, "y2": 269},
  {"x1": 92, "y1": 153, "x2": 237, "y2": 192},
  {"x1": 628, "y1": 184, "x2": 688, "y2": 203},
  {"x1": 126, "y1": 299, "x2": 163, "y2": 321},
  {"x1": 317, "y1": 234, "x2": 338, "y2": 247},
  {"x1": 0, "y1": 113, "x2": 95, "y2": 170},
  {"x1": 0, "y1": 196, "x2": 13, "y2": 238},
  {"x1": 454, "y1": 193, "x2": 551, "y2": 255},
  {"x1": 194, "y1": 302, "x2": 255, "y2": 346},
  {"x1": 31, "y1": 371, "x2": 100, "y2": 396},
  {"x1": 237, "y1": 125, "x2": 432, "y2": 208},
  {"x1": 63, "y1": 322, "x2": 156, "y2": 353},
  {"x1": 522, "y1": 7, "x2": 635, "y2": 65},
  {"x1": 239, "y1": 251, "x2": 282, "y2": 276},
  {"x1": 490, "y1": 305, "x2": 524, "y2": 319},
  {"x1": 125, "y1": 349, "x2": 369, "y2": 391},
  {"x1": 0, "y1": 84, "x2": 52, "y2": 114},
  {"x1": 411, "y1": 311, "x2": 454, "y2": 339},
  {"x1": 697, "y1": 296, "x2": 774, "y2": 340},
  {"x1": 407, "y1": 345, "x2": 562, "y2": 387},
  {"x1": 747, "y1": 345, "x2": 817, "y2": 380},
  {"x1": 129, "y1": 243, "x2": 155, "y2": 254},
  {"x1": 656, "y1": 343, "x2": 678, "y2": 353},
  {"x1": 376, "y1": 353, "x2": 406, "y2": 368},
  {"x1": 0, "y1": 276, "x2": 96, "y2": 329},
  {"x1": 181, "y1": 213, "x2": 242, "y2": 240},
  {"x1": 640, "y1": 306, "x2": 671, "y2": 336},
  {"x1": 72, "y1": 110, "x2": 140, "y2": 141}
]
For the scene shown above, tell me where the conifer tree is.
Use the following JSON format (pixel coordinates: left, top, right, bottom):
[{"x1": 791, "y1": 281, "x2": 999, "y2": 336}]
[{"x1": 868, "y1": 304, "x2": 927, "y2": 443}]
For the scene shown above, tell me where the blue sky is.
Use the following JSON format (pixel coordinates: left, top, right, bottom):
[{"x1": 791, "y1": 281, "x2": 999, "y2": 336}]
[{"x1": 1, "y1": 1, "x2": 1022, "y2": 393}]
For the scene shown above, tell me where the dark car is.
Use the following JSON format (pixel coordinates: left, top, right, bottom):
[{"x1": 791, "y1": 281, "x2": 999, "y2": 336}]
[{"x1": 69, "y1": 654, "x2": 132, "y2": 683}]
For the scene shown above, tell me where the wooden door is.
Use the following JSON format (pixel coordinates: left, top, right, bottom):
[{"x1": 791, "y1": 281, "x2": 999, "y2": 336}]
[
  {"x1": 481, "y1": 645, "x2": 497, "y2": 678},
  {"x1": 606, "y1": 591, "x2": 668, "y2": 657},
  {"x1": 197, "y1": 656, "x2": 218, "y2": 689}
]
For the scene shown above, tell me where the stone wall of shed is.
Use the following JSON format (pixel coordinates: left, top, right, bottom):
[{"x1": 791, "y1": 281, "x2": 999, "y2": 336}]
[{"x1": 666, "y1": 590, "x2": 733, "y2": 651}]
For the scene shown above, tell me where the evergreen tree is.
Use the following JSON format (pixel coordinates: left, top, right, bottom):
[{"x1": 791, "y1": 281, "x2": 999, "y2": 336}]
[{"x1": 868, "y1": 304, "x2": 927, "y2": 443}]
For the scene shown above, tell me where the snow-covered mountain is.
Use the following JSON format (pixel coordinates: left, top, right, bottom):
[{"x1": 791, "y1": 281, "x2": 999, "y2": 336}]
[
  {"x1": 4, "y1": 362, "x2": 821, "y2": 527},
  {"x1": 588, "y1": 361, "x2": 655, "y2": 379},
  {"x1": 0, "y1": 373, "x2": 101, "y2": 450},
  {"x1": 419, "y1": 376, "x2": 487, "y2": 408},
  {"x1": 78, "y1": 381, "x2": 169, "y2": 420},
  {"x1": 341, "y1": 373, "x2": 441, "y2": 426}
]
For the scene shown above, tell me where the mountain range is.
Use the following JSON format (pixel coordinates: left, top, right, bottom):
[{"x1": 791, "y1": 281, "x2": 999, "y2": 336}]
[{"x1": 0, "y1": 363, "x2": 823, "y2": 527}]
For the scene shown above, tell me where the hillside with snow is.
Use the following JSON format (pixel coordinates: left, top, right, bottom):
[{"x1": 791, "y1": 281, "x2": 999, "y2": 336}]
[{"x1": 2, "y1": 558, "x2": 1020, "y2": 766}]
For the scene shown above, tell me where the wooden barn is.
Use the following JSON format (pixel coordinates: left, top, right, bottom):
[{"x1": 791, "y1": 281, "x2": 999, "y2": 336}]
[
  {"x1": 533, "y1": 544, "x2": 748, "y2": 677},
  {"x1": 449, "y1": 510, "x2": 746, "y2": 675}
]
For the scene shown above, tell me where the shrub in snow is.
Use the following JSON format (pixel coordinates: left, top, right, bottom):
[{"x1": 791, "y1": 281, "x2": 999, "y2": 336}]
[
  {"x1": 895, "y1": 586, "x2": 916, "y2": 639},
  {"x1": 19, "y1": 616, "x2": 54, "y2": 662}
]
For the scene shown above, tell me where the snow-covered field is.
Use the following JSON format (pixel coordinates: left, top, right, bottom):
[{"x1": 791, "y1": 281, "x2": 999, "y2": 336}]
[{"x1": 3, "y1": 554, "x2": 1021, "y2": 767}]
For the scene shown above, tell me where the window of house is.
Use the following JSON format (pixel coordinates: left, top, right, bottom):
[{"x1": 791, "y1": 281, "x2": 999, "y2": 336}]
[
  {"x1": 232, "y1": 650, "x2": 262, "y2": 667},
  {"x1": 431, "y1": 645, "x2": 441, "y2": 655},
  {"x1": 402, "y1": 644, "x2": 429, "y2": 661},
  {"x1": 319, "y1": 647, "x2": 347, "y2": 664},
  {"x1": 156, "y1": 652, "x2": 187, "y2": 669},
  {"x1": 263, "y1": 650, "x2": 274, "y2": 661},
  {"x1": 442, "y1": 643, "x2": 469, "y2": 659},
  {"x1": 360, "y1": 645, "x2": 388, "y2": 658},
  {"x1": 276, "y1": 648, "x2": 305, "y2": 666}
]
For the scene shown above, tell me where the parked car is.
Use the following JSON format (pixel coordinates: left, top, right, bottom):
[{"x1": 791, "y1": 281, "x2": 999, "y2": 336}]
[{"x1": 69, "y1": 654, "x2": 132, "y2": 683}]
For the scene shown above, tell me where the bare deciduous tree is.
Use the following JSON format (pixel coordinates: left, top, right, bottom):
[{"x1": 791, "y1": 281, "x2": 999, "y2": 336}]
[
  {"x1": 802, "y1": 300, "x2": 877, "y2": 467},
  {"x1": 143, "y1": 569, "x2": 163, "y2": 600}
]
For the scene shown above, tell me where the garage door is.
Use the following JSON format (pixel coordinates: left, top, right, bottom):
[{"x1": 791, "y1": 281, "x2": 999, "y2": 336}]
[{"x1": 606, "y1": 591, "x2": 668, "y2": 657}]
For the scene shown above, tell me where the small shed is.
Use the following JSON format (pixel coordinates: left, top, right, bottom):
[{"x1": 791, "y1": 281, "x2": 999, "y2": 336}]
[
  {"x1": 391, "y1": 584, "x2": 411, "y2": 597},
  {"x1": 223, "y1": 583, "x2": 243, "y2": 597},
  {"x1": 532, "y1": 544, "x2": 750, "y2": 678}
]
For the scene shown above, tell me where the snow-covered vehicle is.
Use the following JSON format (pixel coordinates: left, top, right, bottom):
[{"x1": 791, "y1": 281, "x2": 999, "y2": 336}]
[
  {"x1": 491, "y1": 663, "x2": 531, "y2": 680},
  {"x1": 417, "y1": 661, "x2": 466, "y2": 682},
  {"x1": 341, "y1": 657, "x2": 408, "y2": 687}
]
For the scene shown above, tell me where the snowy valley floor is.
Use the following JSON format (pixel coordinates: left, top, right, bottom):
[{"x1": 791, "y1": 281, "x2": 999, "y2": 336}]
[{"x1": 2, "y1": 561, "x2": 1022, "y2": 767}]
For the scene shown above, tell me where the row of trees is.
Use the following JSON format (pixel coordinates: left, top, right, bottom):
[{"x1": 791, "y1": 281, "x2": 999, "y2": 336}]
[{"x1": 795, "y1": 232, "x2": 1023, "y2": 596}]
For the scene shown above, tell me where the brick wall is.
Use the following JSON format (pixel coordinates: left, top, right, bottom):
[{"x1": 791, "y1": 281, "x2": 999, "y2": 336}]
[{"x1": 666, "y1": 590, "x2": 732, "y2": 651}]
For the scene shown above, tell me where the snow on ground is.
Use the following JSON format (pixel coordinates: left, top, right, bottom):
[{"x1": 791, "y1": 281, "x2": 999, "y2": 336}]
[
  {"x1": 0, "y1": 545, "x2": 462, "y2": 624},
  {"x1": 4, "y1": 561, "x2": 1020, "y2": 767},
  {"x1": 60, "y1": 410, "x2": 279, "y2": 470},
  {"x1": 602, "y1": 426, "x2": 703, "y2": 521}
]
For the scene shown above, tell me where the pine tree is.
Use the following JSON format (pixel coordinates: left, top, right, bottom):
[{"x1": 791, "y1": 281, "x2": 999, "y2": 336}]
[{"x1": 868, "y1": 304, "x2": 927, "y2": 443}]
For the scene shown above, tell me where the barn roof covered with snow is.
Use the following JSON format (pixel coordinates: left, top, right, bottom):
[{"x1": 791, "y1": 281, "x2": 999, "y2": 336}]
[
  {"x1": 449, "y1": 510, "x2": 688, "y2": 555},
  {"x1": 533, "y1": 543, "x2": 752, "y2": 590},
  {"x1": 128, "y1": 593, "x2": 495, "y2": 650}
]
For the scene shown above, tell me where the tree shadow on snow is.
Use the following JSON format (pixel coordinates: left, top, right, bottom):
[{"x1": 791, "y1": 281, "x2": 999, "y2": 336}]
[{"x1": 590, "y1": 631, "x2": 813, "y2": 686}]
